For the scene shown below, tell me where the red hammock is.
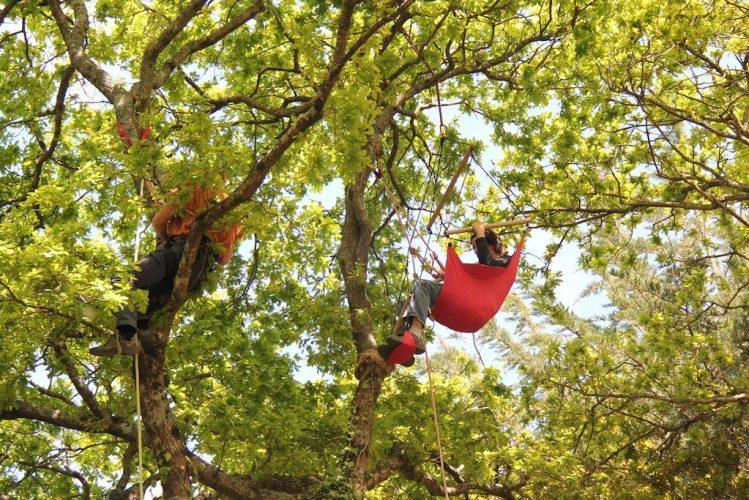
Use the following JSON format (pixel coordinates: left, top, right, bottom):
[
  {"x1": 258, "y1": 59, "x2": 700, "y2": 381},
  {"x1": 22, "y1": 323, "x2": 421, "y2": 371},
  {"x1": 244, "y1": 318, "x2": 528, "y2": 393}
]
[{"x1": 430, "y1": 237, "x2": 524, "y2": 333}]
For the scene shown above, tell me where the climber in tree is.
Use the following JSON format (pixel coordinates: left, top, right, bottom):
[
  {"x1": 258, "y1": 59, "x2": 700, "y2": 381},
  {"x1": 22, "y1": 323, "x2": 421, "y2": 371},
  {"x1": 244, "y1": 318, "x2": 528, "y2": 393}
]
[
  {"x1": 378, "y1": 221, "x2": 511, "y2": 366},
  {"x1": 90, "y1": 184, "x2": 242, "y2": 356}
]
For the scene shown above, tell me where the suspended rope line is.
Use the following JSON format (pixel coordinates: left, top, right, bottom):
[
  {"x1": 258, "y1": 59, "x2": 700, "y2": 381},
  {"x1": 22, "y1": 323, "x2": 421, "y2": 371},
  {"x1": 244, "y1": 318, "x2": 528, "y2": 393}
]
[
  {"x1": 399, "y1": 23, "x2": 450, "y2": 238},
  {"x1": 470, "y1": 154, "x2": 503, "y2": 191},
  {"x1": 133, "y1": 178, "x2": 146, "y2": 500},
  {"x1": 413, "y1": 159, "x2": 443, "y2": 280},
  {"x1": 117, "y1": 123, "x2": 152, "y2": 500},
  {"x1": 375, "y1": 158, "x2": 444, "y2": 272},
  {"x1": 400, "y1": 28, "x2": 446, "y2": 136},
  {"x1": 426, "y1": 146, "x2": 474, "y2": 233},
  {"x1": 425, "y1": 347, "x2": 450, "y2": 499},
  {"x1": 472, "y1": 332, "x2": 486, "y2": 368}
]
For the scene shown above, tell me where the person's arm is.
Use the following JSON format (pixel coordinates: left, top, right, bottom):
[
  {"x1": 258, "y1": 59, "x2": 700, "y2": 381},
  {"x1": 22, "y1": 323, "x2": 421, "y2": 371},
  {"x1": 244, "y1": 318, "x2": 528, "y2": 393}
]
[
  {"x1": 151, "y1": 203, "x2": 174, "y2": 241},
  {"x1": 474, "y1": 236, "x2": 493, "y2": 265},
  {"x1": 215, "y1": 226, "x2": 242, "y2": 266},
  {"x1": 472, "y1": 221, "x2": 492, "y2": 265}
]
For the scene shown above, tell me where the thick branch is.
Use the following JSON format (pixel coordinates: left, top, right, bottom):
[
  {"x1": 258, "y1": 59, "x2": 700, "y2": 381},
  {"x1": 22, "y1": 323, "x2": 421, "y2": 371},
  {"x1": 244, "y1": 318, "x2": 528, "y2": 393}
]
[
  {"x1": 0, "y1": 401, "x2": 134, "y2": 441},
  {"x1": 153, "y1": 0, "x2": 265, "y2": 90},
  {"x1": 47, "y1": 0, "x2": 126, "y2": 106},
  {"x1": 52, "y1": 338, "x2": 106, "y2": 419},
  {"x1": 30, "y1": 65, "x2": 74, "y2": 193},
  {"x1": 0, "y1": 0, "x2": 22, "y2": 30},
  {"x1": 139, "y1": 0, "x2": 209, "y2": 102}
]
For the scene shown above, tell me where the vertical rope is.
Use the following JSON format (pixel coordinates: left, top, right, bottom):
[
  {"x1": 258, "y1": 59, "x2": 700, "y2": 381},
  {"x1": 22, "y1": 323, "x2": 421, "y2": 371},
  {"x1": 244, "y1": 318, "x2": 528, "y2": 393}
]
[
  {"x1": 425, "y1": 347, "x2": 450, "y2": 499},
  {"x1": 133, "y1": 179, "x2": 145, "y2": 500},
  {"x1": 134, "y1": 356, "x2": 144, "y2": 500},
  {"x1": 400, "y1": 28, "x2": 445, "y2": 136},
  {"x1": 375, "y1": 157, "x2": 443, "y2": 270},
  {"x1": 472, "y1": 333, "x2": 486, "y2": 368}
]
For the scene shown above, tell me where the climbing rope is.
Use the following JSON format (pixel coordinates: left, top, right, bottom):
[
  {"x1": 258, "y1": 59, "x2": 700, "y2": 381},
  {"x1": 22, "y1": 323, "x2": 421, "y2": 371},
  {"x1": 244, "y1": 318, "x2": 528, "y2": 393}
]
[
  {"x1": 118, "y1": 122, "x2": 151, "y2": 500},
  {"x1": 133, "y1": 178, "x2": 145, "y2": 500},
  {"x1": 425, "y1": 347, "x2": 450, "y2": 499},
  {"x1": 374, "y1": 157, "x2": 444, "y2": 276},
  {"x1": 472, "y1": 332, "x2": 486, "y2": 368},
  {"x1": 400, "y1": 28, "x2": 446, "y2": 136},
  {"x1": 372, "y1": 138, "x2": 465, "y2": 498}
]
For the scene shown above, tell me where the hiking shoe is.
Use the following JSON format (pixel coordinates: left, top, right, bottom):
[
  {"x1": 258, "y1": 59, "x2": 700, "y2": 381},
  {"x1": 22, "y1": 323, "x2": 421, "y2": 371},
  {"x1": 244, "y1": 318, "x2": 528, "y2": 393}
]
[
  {"x1": 377, "y1": 344, "x2": 415, "y2": 367},
  {"x1": 89, "y1": 335, "x2": 141, "y2": 357},
  {"x1": 388, "y1": 327, "x2": 426, "y2": 355},
  {"x1": 378, "y1": 334, "x2": 417, "y2": 367}
]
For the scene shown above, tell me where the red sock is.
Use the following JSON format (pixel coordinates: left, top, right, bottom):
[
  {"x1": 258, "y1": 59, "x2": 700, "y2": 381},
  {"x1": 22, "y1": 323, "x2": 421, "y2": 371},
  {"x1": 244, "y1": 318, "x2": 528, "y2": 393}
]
[{"x1": 387, "y1": 331, "x2": 417, "y2": 365}]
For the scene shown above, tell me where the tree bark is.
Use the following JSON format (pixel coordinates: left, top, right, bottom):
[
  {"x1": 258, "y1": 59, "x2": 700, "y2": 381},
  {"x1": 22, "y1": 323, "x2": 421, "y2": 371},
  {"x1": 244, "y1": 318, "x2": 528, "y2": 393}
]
[
  {"x1": 137, "y1": 344, "x2": 193, "y2": 498},
  {"x1": 336, "y1": 164, "x2": 384, "y2": 497}
]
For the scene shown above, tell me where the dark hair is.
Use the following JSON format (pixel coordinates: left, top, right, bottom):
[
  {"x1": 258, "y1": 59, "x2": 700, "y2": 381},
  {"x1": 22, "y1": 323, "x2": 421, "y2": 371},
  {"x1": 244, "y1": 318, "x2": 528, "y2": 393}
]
[{"x1": 472, "y1": 229, "x2": 503, "y2": 254}]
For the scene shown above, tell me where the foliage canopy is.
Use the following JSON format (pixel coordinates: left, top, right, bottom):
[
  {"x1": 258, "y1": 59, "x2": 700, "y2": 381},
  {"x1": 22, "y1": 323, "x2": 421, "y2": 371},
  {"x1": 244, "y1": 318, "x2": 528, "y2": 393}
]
[{"x1": 1, "y1": 0, "x2": 748, "y2": 498}]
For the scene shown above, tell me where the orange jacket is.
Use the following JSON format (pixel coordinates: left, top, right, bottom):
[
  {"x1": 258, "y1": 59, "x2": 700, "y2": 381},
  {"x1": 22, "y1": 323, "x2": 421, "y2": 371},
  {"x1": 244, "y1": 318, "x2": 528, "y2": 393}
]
[{"x1": 152, "y1": 186, "x2": 242, "y2": 266}]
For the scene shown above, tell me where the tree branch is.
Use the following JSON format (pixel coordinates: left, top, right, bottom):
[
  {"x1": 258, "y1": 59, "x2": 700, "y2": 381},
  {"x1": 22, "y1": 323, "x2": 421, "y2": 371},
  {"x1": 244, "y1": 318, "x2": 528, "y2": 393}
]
[
  {"x1": 153, "y1": 0, "x2": 265, "y2": 90},
  {"x1": 47, "y1": 0, "x2": 126, "y2": 106},
  {"x1": 138, "y1": 0, "x2": 209, "y2": 103},
  {"x1": 52, "y1": 338, "x2": 106, "y2": 419},
  {"x1": 14, "y1": 459, "x2": 91, "y2": 499},
  {"x1": 0, "y1": 401, "x2": 134, "y2": 441}
]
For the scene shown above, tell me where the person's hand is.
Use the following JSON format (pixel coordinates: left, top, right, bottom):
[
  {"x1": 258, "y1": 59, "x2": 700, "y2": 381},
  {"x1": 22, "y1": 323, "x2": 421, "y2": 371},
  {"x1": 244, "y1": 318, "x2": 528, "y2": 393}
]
[{"x1": 472, "y1": 221, "x2": 486, "y2": 238}]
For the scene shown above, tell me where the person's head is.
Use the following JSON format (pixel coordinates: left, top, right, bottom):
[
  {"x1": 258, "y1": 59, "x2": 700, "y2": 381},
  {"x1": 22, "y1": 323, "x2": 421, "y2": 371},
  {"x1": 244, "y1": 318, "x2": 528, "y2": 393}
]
[{"x1": 471, "y1": 228, "x2": 504, "y2": 255}]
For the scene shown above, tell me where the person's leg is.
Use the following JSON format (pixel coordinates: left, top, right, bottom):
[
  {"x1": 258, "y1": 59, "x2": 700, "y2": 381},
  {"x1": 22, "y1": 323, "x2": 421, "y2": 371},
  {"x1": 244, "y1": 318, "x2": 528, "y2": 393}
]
[
  {"x1": 141, "y1": 241, "x2": 208, "y2": 331},
  {"x1": 115, "y1": 249, "x2": 169, "y2": 338},
  {"x1": 91, "y1": 249, "x2": 170, "y2": 357},
  {"x1": 379, "y1": 279, "x2": 442, "y2": 365},
  {"x1": 394, "y1": 279, "x2": 442, "y2": 350},
  {"x1": 405, "y1": 278, "x2": 443, "y2": 327}
]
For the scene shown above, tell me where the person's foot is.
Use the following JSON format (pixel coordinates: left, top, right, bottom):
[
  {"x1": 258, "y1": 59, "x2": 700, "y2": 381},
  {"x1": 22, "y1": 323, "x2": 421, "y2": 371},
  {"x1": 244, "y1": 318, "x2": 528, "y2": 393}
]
[
  {"x1": 379, "y1": 330, "x2": 420, "y2": 367},
  {"x1": 89, "y1": 335, "x2": 141, "y2": 357},
  {"x1": 389, "y1": 320, "x2": 426, "y2": 355},
  {"x1": 378, "y1": 344, "x2": 415, "y2": 367}
]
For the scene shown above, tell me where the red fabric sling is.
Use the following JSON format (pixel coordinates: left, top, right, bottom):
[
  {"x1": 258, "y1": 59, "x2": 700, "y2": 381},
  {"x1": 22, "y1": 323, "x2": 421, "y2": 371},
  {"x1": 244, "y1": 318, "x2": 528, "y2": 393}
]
[{"x1": 430, "y1": 238, "x2": 524, "y2": 333}]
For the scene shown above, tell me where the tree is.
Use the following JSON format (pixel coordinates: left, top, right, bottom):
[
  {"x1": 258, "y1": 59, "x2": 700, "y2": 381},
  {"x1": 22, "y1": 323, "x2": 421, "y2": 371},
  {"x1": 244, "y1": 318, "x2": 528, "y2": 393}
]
[
  {"x1": 478, "y1": 0, "x2": 749, "y2": 496},
  {"x1": 2, "y1": 0, "x2": 747, "y2": 498},
  {"x1": 0, "y1": 0, "x2": 584, "y2": 497}
]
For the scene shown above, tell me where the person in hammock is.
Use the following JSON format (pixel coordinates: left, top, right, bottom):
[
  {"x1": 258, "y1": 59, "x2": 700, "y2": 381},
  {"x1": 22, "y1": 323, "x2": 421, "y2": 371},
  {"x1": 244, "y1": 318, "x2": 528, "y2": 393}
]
[
  {"x1": 378, "y1": 221, "x2": 511, "y2": 366},
  {"x1": 90, "y1": 184, "x2": 242, "y2": 357}
]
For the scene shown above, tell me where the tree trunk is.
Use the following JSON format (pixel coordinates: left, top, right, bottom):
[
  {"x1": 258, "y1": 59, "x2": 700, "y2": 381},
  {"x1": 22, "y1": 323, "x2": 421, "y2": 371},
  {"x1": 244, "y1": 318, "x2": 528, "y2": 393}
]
[{"x1": 137, "y1": 337, "x2": 192, "y2": 498}]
